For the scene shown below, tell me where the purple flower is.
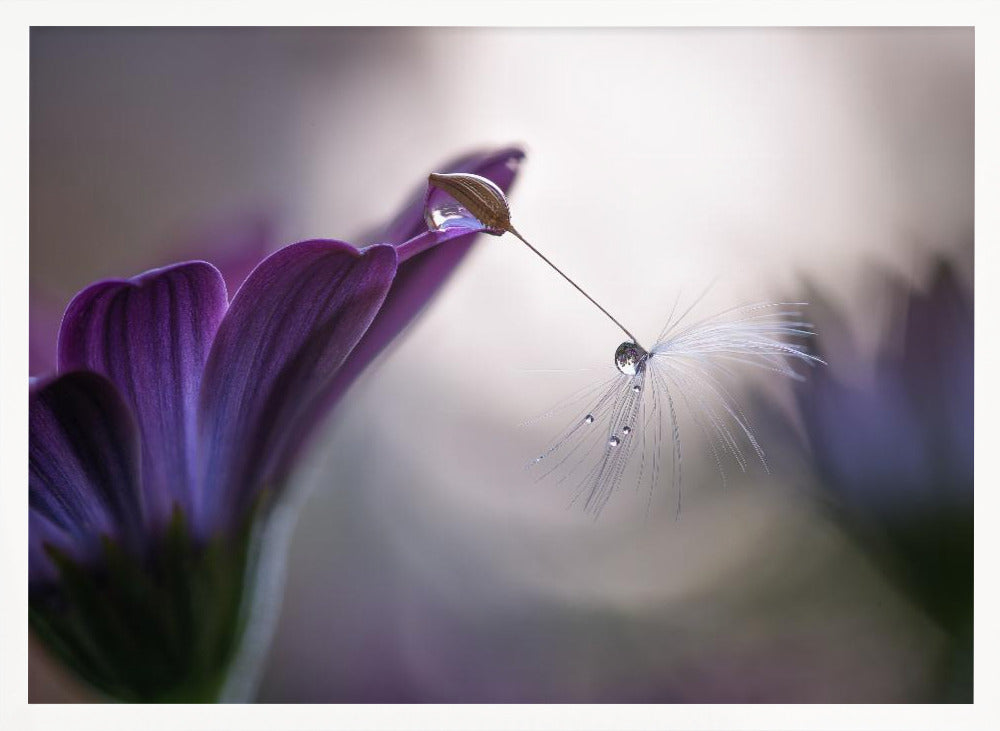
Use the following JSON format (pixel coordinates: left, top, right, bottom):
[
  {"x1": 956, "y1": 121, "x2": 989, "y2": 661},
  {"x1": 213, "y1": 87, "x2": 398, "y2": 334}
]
[
  {"x1": 792, "y1": 258, "x2": 972, "y2": 700},
  {"x1": 29, "y1": 146, "x2": 524, "y2": 700},
  {"x1": 796, "y1": 259, "x2": 972, "y2": 518},
  {"x1": 30, "y1": 214, "x2": 273, "y2": 378},
  {"x1": 798, "y1": 263, "x2": 972, "y2": 513}
]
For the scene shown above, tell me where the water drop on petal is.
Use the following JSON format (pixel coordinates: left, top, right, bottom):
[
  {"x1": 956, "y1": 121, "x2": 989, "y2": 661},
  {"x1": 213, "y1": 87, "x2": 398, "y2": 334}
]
[
  {"x1": 609, "y1": 435, "x2": 621, "y2": 447},
  {"x1": 584, "y1": 414, "x2": 595, "y2": 423},
  {"x1": 425, "y1": 172, "x2": 510, "y2": 235},
  {"x1": 622, "y1": 426, "x2": 632, "y2": 435},
  {"x1": 424, "y1": 188, "x2": 485, "y2": 233}
]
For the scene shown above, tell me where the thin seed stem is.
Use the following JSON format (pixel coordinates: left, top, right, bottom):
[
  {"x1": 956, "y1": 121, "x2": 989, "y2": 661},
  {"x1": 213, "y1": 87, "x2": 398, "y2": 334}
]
[{"x1": 507, "y1": 226, "x2": 644, "y2": 349}]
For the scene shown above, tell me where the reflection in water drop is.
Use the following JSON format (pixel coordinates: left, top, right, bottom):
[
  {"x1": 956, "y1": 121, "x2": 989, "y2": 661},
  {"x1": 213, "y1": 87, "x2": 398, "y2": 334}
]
[
  {"x1": 424, "y1": 173, "x2": 509, "y2": 235},
  {"x1": 609, "y1": 435, "x2": 621, "y2": 447},
  {"x1": 615, "y1": 341, "x2": 648, "y2": 376},
  {"x1": 584, "y1": 414, "x2": 595, "y2": 423},
  {"x1": 424, "y1": 199, "x2": 486, "y2": 232}
]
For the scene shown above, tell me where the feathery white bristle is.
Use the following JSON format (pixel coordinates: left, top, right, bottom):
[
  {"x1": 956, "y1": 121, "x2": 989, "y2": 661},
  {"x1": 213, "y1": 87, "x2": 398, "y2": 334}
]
[{"x1": 527, "y1": 302, "x2": 823, "y2": 516}]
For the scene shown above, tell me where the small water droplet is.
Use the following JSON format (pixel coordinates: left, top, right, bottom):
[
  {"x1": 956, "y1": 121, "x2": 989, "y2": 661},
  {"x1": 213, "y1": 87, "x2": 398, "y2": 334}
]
[
  {"x1": 534, "y1": 455, "x2": 545, "y2": 463},
  {"x1": 632, "y1": 384, "x2": 641, "y2": 393},
  {"x1": 622, "y1": 426, "x2": 632, "y2": 435},
  {"x1": 609, "y1": 435, "x2": 620, "y2": 447},
  {"x1": 615, "y1": 341, "x2": 648, "y2": 376},
  {"x1": 584, "y1": 414, "x2": 595, "y2": 424}
]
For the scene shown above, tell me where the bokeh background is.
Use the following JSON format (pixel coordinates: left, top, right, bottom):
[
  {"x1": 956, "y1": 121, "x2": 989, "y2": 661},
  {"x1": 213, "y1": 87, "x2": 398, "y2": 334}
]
[{"x1": 30, "y1": 27, "x2": 973, "y2": 702}]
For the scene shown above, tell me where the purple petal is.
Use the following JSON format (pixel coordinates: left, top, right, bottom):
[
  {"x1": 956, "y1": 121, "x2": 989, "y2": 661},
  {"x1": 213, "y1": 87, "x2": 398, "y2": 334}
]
[
  {"x1": 305, "y1": 148, "x2": 523, "y2": 437},
  {"x1": 57, "y1": 262, "x2": 229, "y2": 527},
  {"x1": 900, "y1": 261, "x2": 973, "y2": 488},
  {"x1": 30, "y1": 511, "x2": 75, "y2": 586},
  {"x1": 31, "y1": 216, "x2": 271, "y2": 379},
  {"x1": 198, "y1": 240, "x2": 397, "y2": 531},
  {"x1": 801, "y1": 363, "x2": 930, "y2": 508},
  {"x1": 169, "y1": 213, "x2": 274, "y2": 299},
  {"x1": 30, "y1": 371, "x2": 144, "y2": 580}
]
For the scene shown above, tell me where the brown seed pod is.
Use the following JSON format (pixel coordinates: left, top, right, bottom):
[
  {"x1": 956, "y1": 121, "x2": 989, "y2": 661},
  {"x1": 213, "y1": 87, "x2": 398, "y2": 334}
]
[{"x1": 427, "y1": 172, "x2": 512, "y2": 233}]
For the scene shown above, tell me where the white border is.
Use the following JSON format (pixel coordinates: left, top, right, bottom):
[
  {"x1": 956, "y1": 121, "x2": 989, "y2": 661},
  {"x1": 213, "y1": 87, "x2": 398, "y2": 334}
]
[{"x1": 2, "y1": 2, "x2": 997, "y2": 730}]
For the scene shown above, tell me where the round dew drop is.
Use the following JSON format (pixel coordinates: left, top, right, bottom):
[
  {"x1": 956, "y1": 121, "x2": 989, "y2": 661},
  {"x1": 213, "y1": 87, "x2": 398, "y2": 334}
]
[{"x1": 615, "y1": 342, "x2": 648, "y2": 376}]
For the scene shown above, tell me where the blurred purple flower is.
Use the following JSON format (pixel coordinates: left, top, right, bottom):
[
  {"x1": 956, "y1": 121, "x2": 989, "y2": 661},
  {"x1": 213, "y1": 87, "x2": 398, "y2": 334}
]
[
  {"x1": 793, "y1": 258, "x2": 972, "y2": 699},
  {"x1": 799, "y1": 262, "x2": 972, "y2": 512},
  {"x1": 29, "y1": 146, "x2": 524, "y2": 700}
]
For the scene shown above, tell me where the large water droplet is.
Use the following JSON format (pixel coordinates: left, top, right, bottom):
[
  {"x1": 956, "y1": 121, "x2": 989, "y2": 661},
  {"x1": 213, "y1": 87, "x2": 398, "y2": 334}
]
[
  {"x1": 615, "y1": 342, "x2": 648, "y2": 376},
  {"x1": 424, "y1": 173, "x2": 509, "y2": 235},
  {"x1": 609, "y1": 435, "x2": 621, "y2": 447},
  {"x1": 424, "y1": 193, "x2": 485, "y2": 233}
]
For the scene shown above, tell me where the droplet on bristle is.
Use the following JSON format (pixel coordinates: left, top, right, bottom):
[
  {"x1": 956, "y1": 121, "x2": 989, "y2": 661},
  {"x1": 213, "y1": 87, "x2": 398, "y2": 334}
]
[{"x1": 615, "y1": 342, "x2": 648, "y2": 376}]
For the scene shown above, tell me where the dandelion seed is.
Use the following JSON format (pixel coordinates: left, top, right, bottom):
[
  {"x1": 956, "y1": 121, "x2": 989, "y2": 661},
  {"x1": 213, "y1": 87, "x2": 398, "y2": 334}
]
[
  {"x1": 425, "y1": 172, "x2": 823, "y2": 515},
  {"x1": 527, "y1": 304, "x2": 823, "y2": 515}
]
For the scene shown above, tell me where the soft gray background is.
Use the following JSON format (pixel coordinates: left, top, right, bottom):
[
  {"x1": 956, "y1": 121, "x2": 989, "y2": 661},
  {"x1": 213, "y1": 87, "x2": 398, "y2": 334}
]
[{"x1": 31, "y1": 27, "x2": 972, "y2": 701}]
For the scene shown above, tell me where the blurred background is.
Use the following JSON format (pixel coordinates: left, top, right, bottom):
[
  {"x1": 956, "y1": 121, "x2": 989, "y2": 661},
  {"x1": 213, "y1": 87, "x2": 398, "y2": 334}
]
[{"x1": 30, "y1": 27, "x2": 972, "y2": 702}]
